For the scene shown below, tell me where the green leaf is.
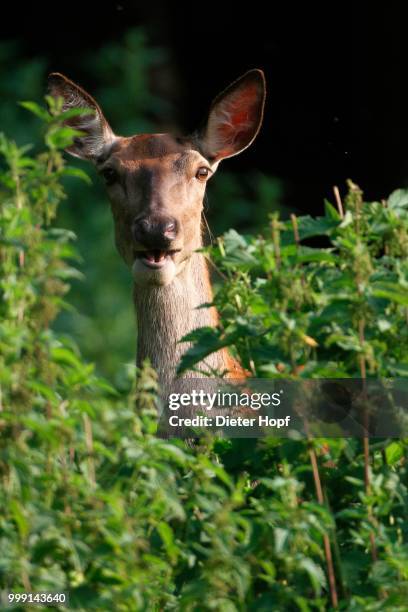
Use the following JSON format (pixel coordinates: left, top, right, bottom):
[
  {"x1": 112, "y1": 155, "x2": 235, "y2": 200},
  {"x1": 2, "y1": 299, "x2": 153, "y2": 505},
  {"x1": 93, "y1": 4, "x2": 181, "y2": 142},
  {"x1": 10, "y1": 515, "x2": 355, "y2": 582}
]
[
  {"x1": 371, "y1": 282, "x2": 408, "y2": 306},
  {"x1": 296, "y1": 246, "x2": 337, "y2": 264},
  {"x1": 385, "y1": 441, "x2": 404, "y2": 465},
  {"x1": 51, "y1": 346, "x2": 85, "y2": 370},
  {"x1": 54, "y1": 107, "x2": 96, "y2": 122},
  {"x1": 389, "y1": 363, "x2": 408, "y2": 376},
  {"x1": 274, "y1": 527, "x2": 289, "y2": 554},
  {"x1": 324, "y1": 199, "x2": 341, "y2": 221},
  {"x1": 339, "y1": 210, "x2": 353, "y2": 228},
  {"x1": 157, "y1": 522, "x2": 178, "y2": 563},
  {"x1": 19, "y1": 100, "x2": 51, "y2": 121},
  {"x1": 9, "y1": 499, "x2": 29, "y2": 539},
  {"x1": 281, "y1": 215, "x2": 338, "y2": 243},
  {"x1": 177, "y1": 326, "x2": 240, "y2": 374},
  {"x1": 377, "y1": 318, "x2": 392, "y2": 332},
  {"x1": 298, "y1": 558, "x2": 327, "y2": 594},
  {"x1": 221, "y1": 229, "x2": 258, "y2": 266},
  {"x1": 387, "y1": 188, "x2": 408, "y2": 210},
  {"x1": 46, "y1": 126, "x2": 85, "y2": 150}
]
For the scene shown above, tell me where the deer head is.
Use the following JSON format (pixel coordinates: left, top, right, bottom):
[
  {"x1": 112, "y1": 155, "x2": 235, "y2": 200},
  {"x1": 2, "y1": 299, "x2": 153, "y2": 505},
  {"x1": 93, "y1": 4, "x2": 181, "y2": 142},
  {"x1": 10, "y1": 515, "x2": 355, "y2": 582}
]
[{"x1": 48, "y1": 70, "x2": 266, "y2": 287}]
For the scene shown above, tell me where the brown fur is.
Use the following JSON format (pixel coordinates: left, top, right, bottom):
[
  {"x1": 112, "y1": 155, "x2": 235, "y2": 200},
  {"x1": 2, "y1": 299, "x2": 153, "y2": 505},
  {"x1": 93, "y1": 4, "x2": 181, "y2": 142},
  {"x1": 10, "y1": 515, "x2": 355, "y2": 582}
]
[
  {"x1": 133, "y1": 224, "x2": 247, "y2": 392},
  {"x1": 47, "y1": 70, "x2": 265, "y2": 390}
]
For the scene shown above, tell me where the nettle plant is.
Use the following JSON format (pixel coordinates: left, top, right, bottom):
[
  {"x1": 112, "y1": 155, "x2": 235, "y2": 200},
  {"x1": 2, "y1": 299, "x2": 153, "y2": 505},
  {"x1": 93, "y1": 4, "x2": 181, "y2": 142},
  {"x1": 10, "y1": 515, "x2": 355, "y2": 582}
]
[
  {"x1": 177, "y1": 181, "x2": 408, "y2": 608},
  {"x1": 178, "y1": 182, "x2": 408, "y2": 379}
]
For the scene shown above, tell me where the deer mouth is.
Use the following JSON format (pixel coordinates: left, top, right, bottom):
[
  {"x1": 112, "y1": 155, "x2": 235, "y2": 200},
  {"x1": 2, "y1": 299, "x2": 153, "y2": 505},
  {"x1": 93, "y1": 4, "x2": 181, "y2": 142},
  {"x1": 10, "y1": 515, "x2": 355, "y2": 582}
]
[{"x1": 134, "y1": 249, "x2": 179, "y2": 269}]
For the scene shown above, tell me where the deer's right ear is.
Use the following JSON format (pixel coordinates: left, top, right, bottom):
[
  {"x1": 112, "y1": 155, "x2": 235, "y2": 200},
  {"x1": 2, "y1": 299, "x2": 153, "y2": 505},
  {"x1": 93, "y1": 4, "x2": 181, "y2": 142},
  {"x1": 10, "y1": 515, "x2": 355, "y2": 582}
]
[
  {"x1": 47, "y1": 73, "x2": 115, "y2": 161},
  {"x1": 199, "y1": 69, "x2": 266, "y2": 163}
]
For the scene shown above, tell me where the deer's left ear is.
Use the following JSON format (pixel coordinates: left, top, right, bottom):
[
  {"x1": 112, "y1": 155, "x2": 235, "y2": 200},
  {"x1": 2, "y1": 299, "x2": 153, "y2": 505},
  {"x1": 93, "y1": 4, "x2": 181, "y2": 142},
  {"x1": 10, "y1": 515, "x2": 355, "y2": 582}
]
[
  {"x1": 47, "y1": 72, "x2": 115, "y2": 161},
  {"x1": 199, "y1": 69, "x2": 266, "y2": 162}
]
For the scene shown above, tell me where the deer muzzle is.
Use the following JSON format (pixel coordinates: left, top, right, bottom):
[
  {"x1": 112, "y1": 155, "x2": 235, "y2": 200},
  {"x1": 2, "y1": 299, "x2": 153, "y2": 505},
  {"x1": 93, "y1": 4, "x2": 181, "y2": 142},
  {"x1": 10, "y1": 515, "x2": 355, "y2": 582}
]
[{"x1": 131, "y1": 215, "x2": 184, "y2": 285}]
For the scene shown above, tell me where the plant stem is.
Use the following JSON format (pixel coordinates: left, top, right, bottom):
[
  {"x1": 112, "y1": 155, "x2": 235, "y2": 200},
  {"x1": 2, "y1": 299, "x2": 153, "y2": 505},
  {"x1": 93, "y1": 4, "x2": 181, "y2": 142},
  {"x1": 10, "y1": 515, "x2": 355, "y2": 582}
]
[
  {"x1": 359, "y1": 319, "x2": 378, "y2": 563},
  {"x1": 333, "y1": 186, "x2": 344, "y2": 218},
  {"x1": 306, "y1": 427, "x2": 339, "y2": 609},
  {"x1": 83, "y1": 413, "x2": 96, "y2": 488},
  {"x1": 323, "y1": 487, "x2": 348, "y2": 601},
  {"x1": 271, "y1": 214, "x2": 281, "y2": 268}
]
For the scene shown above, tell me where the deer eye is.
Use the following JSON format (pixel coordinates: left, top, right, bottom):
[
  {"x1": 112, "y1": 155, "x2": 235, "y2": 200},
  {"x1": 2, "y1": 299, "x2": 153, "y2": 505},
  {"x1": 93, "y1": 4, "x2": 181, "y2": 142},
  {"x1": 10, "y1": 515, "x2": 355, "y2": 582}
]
[
  {"x1": 101, "y1": 167, "x2": 118, "y2": 185},
  {"x1": 195, "y1": 167, "x2": 210, "y2": 181}
]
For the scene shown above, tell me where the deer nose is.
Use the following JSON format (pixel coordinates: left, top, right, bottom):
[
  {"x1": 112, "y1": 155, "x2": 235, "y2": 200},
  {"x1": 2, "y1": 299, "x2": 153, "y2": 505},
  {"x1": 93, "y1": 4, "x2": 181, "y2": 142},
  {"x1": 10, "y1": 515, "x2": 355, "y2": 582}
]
[{"x1": 132, "y1": 216, "x2": 178, "y2": 248}]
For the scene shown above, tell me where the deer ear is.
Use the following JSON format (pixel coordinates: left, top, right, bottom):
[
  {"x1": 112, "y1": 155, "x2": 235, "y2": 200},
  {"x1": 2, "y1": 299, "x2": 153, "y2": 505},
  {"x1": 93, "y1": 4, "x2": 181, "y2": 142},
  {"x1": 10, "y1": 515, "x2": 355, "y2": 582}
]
[
  {"x1": 47, "y1": 73, "x2": 115, "y2": 160},
  {"x1": 199, "y1": 69, "x2": 266, "y2": 162}
]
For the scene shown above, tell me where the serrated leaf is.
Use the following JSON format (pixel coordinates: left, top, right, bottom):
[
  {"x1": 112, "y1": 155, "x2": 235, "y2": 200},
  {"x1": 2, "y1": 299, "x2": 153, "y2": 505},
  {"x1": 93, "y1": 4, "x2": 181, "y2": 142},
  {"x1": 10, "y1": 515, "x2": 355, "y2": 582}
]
[
  {"x1": 299, "y1": 558, "x2": 327, "y2": 594},
  {"x1": 387, "y1": 188, "x2": 408, "y2": 210},
  {"x1": 281, "y1": 215, "x2": 338, "y2": 243}
]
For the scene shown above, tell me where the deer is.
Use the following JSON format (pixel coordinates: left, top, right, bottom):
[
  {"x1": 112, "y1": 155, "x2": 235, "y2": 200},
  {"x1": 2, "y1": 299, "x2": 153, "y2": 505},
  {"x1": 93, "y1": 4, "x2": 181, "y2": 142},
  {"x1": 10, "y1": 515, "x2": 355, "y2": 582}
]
[{"x1": 47, "y1": 69, "x2": 266, "y2": 399}]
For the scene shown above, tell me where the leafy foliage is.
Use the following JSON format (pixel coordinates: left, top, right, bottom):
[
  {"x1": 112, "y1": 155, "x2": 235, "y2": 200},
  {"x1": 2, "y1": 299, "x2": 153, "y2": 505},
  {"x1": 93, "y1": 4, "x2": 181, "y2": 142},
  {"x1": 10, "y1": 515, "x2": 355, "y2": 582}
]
[
  {"x1": 0, "y1": 99, "x2": 407, "y2": 611},
  {"x1": 179, "y1": 185, "x2": 408, "y2": 379}
]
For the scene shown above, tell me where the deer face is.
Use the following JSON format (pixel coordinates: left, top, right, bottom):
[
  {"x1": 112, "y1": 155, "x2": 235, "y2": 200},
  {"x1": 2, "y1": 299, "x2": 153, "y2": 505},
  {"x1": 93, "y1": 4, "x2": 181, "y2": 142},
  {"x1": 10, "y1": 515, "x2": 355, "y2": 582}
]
[
  {"x1": 48, "y1": 70, "x2": 266, "y2": 286},
  {"x1": 95, "y1": 134, "x2": 212, "y2": 286}
]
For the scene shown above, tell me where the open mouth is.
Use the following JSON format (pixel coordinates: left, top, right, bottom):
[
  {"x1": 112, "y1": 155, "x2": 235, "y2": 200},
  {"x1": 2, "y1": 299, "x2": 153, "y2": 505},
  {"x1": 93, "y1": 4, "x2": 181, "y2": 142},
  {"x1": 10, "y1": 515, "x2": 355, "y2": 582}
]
[{"x1": 134, "y1": 249, "x2": 179, "y2": 269}]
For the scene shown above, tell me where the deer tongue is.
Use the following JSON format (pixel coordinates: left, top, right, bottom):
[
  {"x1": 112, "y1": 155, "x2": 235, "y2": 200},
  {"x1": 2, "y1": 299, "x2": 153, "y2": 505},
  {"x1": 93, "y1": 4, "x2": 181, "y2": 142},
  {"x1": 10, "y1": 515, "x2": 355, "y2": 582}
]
[{"x1": 144, "y1": 250, "x2": 166, "y2": 263}]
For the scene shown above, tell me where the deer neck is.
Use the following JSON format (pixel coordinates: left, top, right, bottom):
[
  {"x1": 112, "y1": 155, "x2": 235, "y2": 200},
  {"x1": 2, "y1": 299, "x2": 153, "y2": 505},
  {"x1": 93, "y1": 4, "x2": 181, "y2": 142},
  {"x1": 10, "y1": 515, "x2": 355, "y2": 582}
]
[{"x1": 133, "y1": 251, "x2": 225, "y2": 387}]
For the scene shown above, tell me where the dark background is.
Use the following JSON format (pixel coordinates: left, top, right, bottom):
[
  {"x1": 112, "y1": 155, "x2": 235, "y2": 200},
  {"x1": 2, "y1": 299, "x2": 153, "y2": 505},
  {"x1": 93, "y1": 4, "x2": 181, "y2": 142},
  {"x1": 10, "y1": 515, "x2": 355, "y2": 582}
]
[{"x1": 1, "y1": 3, "x2": 407, "y2": 212}]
